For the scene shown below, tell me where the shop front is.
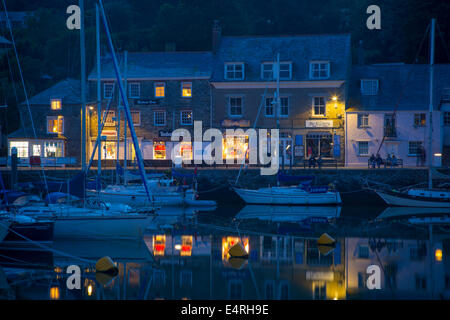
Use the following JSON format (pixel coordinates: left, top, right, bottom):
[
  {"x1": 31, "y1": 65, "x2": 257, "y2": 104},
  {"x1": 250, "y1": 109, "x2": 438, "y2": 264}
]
[{"x1": 8, "y1": 138, "x2": 66, "y2": 166}]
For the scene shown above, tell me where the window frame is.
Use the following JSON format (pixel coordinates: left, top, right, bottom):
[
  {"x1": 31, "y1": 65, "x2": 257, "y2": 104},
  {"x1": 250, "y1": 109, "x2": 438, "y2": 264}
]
[
  {"x1": 154, "y1": 82, "x2": 165, "y2": 98},
  {"x1": 46, "y1": 115, "x2": 64, "y2": 134},
  {"x1": 357, "y1": 141, "x2": 369, "y2": 156},
  {"x1": 228, "y1": 96, "x2": 243, "y2": 118},
  {"x1": 103, "y1": 83, "x2": 115, "y2": 99},
  {"x1": 103, "y1": 110, "x2": 116, "y2": 126},
  {"x1": 181, "y1": 82, "x2": 192, "y2": 98},
  {"x1": 128, "y1": 82, "x2": 140, "y2": 99},
  {"x1": 357, "y1": 114, "x2": 369, "y2": 128},
  {"x1": 279, "y1": 96, "x2": 289, "y2": 117},
  {"x1": 444, "y1": 112, "x2": 450, "y2": 126},
  {"x1": 180, "y1": 110, "x2": 193, "y2": 126},
  {"x1": 309, "y1": 61, "x2": 330, "y2": 80},
  {"x1": 413, "y1": 113, "x2": 426, "y2": 127},
  {"x1": 154, "y1": 110, "x2": 166, "y2": 126},
  {"x1": 224, "y1": 63, "x2": 245, "y2": 80},
  {"x1": 312, "y1": 96, "x2": 326, "y2": 117},
  {"x1": 131, "y1": 110, "x2": 141, "y2": 126},
  {"x1": 261, "y1": 62, "x2": 292, "y2": 80},
  {"x1": 360, "y1": 79, "x2": 379, "y2": 95},
  {"x1": 408, "y1": 141, "x2": 423, "y2": 156},
  {"x1": 50, "y1": 99, "x2": 62, "y2": 110},
  {"x1": 264, "y1": 97, "x2": 274, "y2": 117}
]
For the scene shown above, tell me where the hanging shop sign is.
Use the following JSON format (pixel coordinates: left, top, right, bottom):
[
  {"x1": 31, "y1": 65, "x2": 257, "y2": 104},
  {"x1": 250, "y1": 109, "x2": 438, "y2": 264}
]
[{"x1": 305, "y1": 120, "x2": 333, "y2": 128}]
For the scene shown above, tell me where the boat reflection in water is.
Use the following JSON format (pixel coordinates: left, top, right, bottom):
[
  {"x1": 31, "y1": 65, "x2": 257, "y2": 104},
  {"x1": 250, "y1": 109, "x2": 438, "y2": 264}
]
[
  {"x1": 0, "y1": 205, "x2": 449, "y2": 300},
  {"x1": 236, "y1": 205, "x2": 341, "y2": 222}
]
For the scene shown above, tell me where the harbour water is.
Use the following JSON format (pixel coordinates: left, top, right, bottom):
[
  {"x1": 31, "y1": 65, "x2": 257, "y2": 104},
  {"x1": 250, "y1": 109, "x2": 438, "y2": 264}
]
[{"x1": 1, "y1": 203, "x2": 449, "y2": 300}]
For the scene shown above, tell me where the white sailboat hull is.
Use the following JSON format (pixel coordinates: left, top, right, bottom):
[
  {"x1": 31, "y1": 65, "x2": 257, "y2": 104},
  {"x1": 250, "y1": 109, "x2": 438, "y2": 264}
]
[
  {"x1": 375, "y1": 191, "x2": 450, "y2": 208},
  {"x1": 233, "y1": 187, "x2": 341, "y2": 205},
  {"x1": 54, "y1": 215, "x2": 154, "y2": 240}
]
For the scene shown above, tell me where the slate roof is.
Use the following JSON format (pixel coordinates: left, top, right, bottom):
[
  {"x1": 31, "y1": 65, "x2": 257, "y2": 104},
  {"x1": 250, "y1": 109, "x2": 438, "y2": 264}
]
[
  {"x1": 24, "y1": 78, "x2": 81, "y2": 105},
  {"x1": 88, "y1": 52, "x2": 213, "y2": 80},
  {"x1": 8, "y1": 127, "x2": 67, "y2": 139},
  {"x1": 348, "y1": 63, "x2": 450, "y2": 112},
  {"x1": 211, "y1": 34, "x2": 351, "y2": 82}
]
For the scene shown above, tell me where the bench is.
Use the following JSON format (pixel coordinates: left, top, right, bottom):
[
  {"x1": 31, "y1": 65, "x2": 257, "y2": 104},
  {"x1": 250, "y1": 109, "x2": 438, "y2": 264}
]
[
  {"x1": 368, "y1": 158, "x2": 403, "y2": 168},
  {"x1": 303, "y1": 159, "x2": 338, "y2": 169}
]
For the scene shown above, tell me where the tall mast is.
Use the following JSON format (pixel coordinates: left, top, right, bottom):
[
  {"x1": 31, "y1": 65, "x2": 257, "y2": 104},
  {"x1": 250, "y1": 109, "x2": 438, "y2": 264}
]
[
  {"x1": 123, "y1": 50, "x2": 128, "y2": 185},
  {"x1": 80, "y1": 0, "x2": 86, "y2": 170},
  {"x1": 428, "y1": 18, "x2": 435, "y2": 190},
  {"x1": 116, "y1": 74, "x2": 121, "y2": 185},
  {"x1": 97, "y1": 0, "x2": 153, "y2": 204},
  {"x1": 275, "y1": 53, "x2": 280, "y2": 186},
  {"x1": 96, "y1": 3, "x2": 101, "y2": 179}
]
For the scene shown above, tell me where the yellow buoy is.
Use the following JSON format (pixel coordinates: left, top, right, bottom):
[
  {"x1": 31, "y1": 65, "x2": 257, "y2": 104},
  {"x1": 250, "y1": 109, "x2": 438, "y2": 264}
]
[
  {"x1": 95, "y1": 256, "x2": 118, "y2": 274},
  {"x1": 228, "y1": 242, "x2": 248, "y2": 258},
  {"x1": 317, "y1": 233, "x2": 336, "y2": 246},
  {"x1": 318, "y1": 245, "x2": 335, "y2": 256},
  {"x1": 228, "y1": 257, "x2": 247, "y2": 270}
]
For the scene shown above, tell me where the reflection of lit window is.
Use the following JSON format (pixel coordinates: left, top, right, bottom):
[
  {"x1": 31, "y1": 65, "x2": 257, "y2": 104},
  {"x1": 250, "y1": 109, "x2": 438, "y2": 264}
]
[
  {"x1": 181, "y1": 82, "x2": 192, "y2": 97},
  {"x1": 50, "y1": 287, "x2": 60, "y2": 300},
  {"x1": 9, "y1": 141, "x2": 29, "y2": 158},
  {"x1": 222, "y1": 135, "x2": 249, "y2": 161},
  {"x1": 221, "y1": 236, "x2": 249, "y2": 260},
  {"x1": 153, "y1": 141, "x2": 166, "y2": 159},
  {"x1": 50, "y1": 99, "x2": 61, "y2": 110},
  {"x1": 47, "y1": 116, "x2": 64, "y2": 134},
  {"x1": 153, "y1": 235, "x2": 166, "y2": 256},
  {"x1": 180, "y1": 235, "x2": 193, "y2": 257}
]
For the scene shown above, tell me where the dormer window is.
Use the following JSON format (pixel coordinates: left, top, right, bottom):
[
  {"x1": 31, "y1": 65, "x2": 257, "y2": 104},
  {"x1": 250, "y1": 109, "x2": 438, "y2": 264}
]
[
  {"x1": 309, "y1": 61, "x2": 330, "y2": 79},
  {"x1": 361, "y1": 79, "x2": 379, "y2": 95},
  {"x1": 50, "y1": 99, "x2": 61, "y2": 110},
  {"x1": 261, "y1": 62, "x2": 292, "y2": 80},
  {"x1": 224, "y1": 63, "x2": 244, "y2": 80}
]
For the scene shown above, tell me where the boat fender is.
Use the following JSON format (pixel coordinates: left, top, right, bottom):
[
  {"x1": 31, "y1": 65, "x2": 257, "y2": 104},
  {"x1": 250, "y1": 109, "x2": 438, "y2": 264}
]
[
  {"x1": 317, "y1": 233, "x2": 336, "y2": 246},
  {"x1": 95, "y1": 256, "x2": 119, "y2": 275},
  {"x1": 228, "y1": 242, "x2": 249, "y2": 258}
]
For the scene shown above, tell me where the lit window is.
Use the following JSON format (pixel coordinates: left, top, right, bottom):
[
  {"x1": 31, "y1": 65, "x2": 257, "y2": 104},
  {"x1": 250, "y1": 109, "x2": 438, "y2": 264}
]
[
  {"x1": 103, "y1": 83, "x2": 114, "y2": 99},
  {"x1": 152, "y1": 235, "x2": 166, "y2": 256},
  {"x1": 408, "y1": 141, "x2": 423, "y2": 156},
  {"x1": 155, "y1": 82, "x2": 165, "y2": 98},
  {"x1": 154, "y1": 110, "x2": 166, "y2": 126},
  {"x1": 358, "y1": 141, "x2": 369, "y2": 156},
  {"x1": 47, "y1": 116, "x2": 64, "y2": 134},
  {"x1": 312, "y1": 97, "x2": 326, "y2": 116},
  {"x1": 104, "y1": 111, "x2": 115, "y2": 126},
  {"x1": 361, "y1": 79, "x2": 379, "y2": 95},
  {"x1": 445, "y1": 112, "x2": 450, "y2": 126},
  {"x1": 32, "y1": 145, "x2": 41, "y2": 156},
  {"x1": 223, "y1": 135, "x2": 248, "y2": 161},
  {"x1": 153, "y1": 141, "x2": 166, "y2": 159},
  {"x1": 129, "y1": 83, "x2": 140, "y2": 98},
  {"x1": 102, "y1": 141, "x2": 116, "y2": 159},
  {"x1": 50, "y1": 99, "x2": 61, "y2": 110},
  {"x1": 180, "y1": 142, "x2": 192, "y2": 160},
  {"x1": 180, "y1": 110, "x2": 193, "y2": 125},
  {"x1": 310, "y1": 62, "x2": 330, "y2": 79},
  {"x1": 358, "y1": 114, "x2": 369, "y2": 127},
  {"x1": 225, "y1": 63, "x2": 244, "y2": 80},
  {"x1": 9, "y1": 141, "x2": 29, "y2": 158},
  {"x1": 131, "y1": 110, "x2": 140, "y2": 126},
  {"x1": 44, "y1": 141, "x2": 63, "y2": 157},
  {"x1": 182, "y1": 82, "x2": 192, "y2": 98},
  {"x1": 228, "y1": 96, "x2": 243, "y2": 117},
  {"x1": 414, "y1": 113, "x2": 426, "y2": 127}
]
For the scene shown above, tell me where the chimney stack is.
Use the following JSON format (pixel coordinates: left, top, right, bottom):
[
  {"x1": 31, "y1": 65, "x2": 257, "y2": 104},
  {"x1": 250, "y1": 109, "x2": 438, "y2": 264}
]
[
  {"x1": 212, "y1": 20, "x2": 221, "y2": 54},
  {"x1": 358, "y1": 40, "x2": 365, "y2": 65}
]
